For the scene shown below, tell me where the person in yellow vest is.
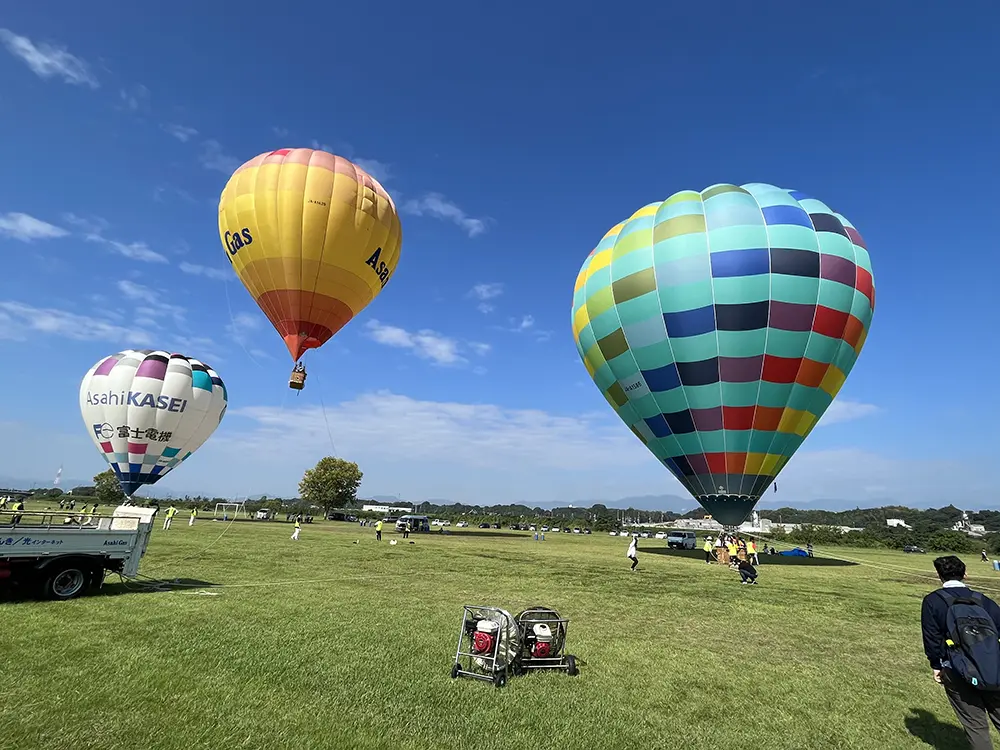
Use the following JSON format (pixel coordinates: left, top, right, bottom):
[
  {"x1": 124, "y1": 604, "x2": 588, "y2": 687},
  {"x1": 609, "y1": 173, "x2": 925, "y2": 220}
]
[
  {"x1": 189, "y1": 507, "x2": 198, "y2": 527},
  {"x1": 163, "y1": 505, "x2": 177, "y2": 530},
  {"x1": 375, "y1": 519, "x2": 383, "y2": 542},
  {"x1": 291, "y1": 517, "x2": 301, "y2": 541},
  {"x1": 11, "y1": 499, "x2": 24, "y2": 525},
  {"x1": 748, "y1": 538, "x2": 759, "y2": 565},
  {"x1": 727, "y1": 538, "x2": 738, "y2": 561},
  {"x1": 703, "y1": 537, "x2": 714, "y2": 564}
]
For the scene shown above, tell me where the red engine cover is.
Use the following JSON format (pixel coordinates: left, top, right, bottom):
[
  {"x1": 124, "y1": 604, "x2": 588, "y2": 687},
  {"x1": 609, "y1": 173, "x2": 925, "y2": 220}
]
[
  {"x1": 532, "y1": 642, "x2": 551, "y2": 658},
  {"x1": 472, "y1": 632, "x2": 494, "y2": 654}
]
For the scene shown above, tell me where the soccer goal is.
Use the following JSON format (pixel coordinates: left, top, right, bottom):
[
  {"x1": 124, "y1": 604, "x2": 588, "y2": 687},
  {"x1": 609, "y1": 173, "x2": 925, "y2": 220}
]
[{"x1": 214, "y1": 502, "x2": 248, "y2": 521}]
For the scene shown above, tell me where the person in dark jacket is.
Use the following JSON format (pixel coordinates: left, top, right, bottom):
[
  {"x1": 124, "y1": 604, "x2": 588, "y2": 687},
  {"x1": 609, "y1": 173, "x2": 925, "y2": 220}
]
[
  {"x1": 735, "y1": 558, "x2": 758, "y2": 585},
  {"x1": 921, "y1": 555, "x2": 1000, "y2": 749}
]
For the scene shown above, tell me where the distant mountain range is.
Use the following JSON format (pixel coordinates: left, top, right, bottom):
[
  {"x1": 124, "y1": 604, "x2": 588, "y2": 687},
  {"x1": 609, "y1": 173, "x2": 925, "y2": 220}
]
[{"x1": 3, "y1": 477, "x2": 997, "y2": 514}]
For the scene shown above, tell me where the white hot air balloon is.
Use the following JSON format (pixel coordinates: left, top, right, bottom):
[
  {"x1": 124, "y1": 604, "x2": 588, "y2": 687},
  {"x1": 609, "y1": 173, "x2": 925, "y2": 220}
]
[{"x1": 79, "y1": 350, "x2": 228, "y2": 498}]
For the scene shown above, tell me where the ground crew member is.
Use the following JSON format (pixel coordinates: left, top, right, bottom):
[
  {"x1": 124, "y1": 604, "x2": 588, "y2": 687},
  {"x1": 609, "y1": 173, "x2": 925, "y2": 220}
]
[
  {"x1": 291, "y1": 518, "x2": 301, "y2": 541},
  {"x1": 375, "y1": 519, "x2": 383, "y2": 541},
  {"x1": 189, "y1": 507, "x2": 198, "y2": 526},
  {"x1": 11, "y1": 499, "x2": 24, "y2": 525},
  {"x1": 163, "y1": 505, "x2": 177, "y2": 530},
  {"x1": 748, "y1": 538, "x2": 758, "y2": 565},
  {"x1": 703, "y1": 537, "x2": 714, "y2": 563}
]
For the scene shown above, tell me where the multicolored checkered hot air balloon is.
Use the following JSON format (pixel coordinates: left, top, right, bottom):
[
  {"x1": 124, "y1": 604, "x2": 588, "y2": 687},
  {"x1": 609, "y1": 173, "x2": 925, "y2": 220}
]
[
  {"x1": 79, "y1": 350, "x2": 228, "y2": 498},
  {"x1": 571, "y1": 183, "x2": 875, "y2": 527},
  {"x1": 218, "y1": 148, "x2": 403, "y2": 390}
]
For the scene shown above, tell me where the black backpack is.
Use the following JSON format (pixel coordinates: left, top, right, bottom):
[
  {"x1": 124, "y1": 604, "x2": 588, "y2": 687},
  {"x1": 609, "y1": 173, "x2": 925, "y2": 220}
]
[{"x1": 939, "y1": 589, "x2": 1000, "y2": 690}]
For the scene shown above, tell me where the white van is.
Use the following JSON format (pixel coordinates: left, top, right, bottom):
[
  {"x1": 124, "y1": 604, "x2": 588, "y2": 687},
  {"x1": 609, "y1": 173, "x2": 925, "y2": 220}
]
[{"x1": 667, "y1": 531, "x2": 697, "y2": 549}]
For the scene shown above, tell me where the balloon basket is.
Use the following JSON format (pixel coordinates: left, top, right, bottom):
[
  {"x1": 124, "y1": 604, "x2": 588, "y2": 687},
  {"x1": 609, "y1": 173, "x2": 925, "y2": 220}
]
[{"x1": 288, "y1": 370, "x2": 306, "y2": 390}]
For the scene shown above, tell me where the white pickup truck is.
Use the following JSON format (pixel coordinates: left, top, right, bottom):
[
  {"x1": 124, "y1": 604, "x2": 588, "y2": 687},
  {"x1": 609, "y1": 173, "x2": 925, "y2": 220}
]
[{"x1": 0, "y1": 504, "x2": 158, "y2": 600}]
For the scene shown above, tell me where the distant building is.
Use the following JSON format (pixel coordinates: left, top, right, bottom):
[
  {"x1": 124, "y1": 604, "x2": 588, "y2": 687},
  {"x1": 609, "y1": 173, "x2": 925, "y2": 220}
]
[
  {"x1": 886, "y1": 518, "x2": 911, "y2": 529},
  {"x1": 952, "y1": 510, "x2": 987, "y2": 537},
  {"x1": 362, "y1": 504, "x2": 413, "y2": 514}
]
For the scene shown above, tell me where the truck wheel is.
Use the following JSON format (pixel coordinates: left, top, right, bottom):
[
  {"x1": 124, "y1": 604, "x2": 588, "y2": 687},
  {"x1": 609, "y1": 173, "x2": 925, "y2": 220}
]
[{"x1": 42, "y1": 562, "x2": 91, "y2": 600}]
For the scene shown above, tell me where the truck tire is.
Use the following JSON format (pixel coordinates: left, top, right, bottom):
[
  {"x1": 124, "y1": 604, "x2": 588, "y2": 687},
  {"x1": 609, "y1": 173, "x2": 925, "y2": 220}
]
[{"x1": 41, "y1": 560, "x2": 93, "y2": 601}]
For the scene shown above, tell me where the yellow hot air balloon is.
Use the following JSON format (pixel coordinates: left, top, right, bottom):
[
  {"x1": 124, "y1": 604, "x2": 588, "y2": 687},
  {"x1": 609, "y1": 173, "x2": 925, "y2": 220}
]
[{"x1": 218, "y1": 148, "x2": 403, "y2": 389}]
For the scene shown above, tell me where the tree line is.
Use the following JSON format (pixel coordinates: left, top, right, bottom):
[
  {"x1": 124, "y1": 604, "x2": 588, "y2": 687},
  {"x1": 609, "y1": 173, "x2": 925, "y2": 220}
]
[{"x1": 26, "y1": 458, "x2": 1000, "y2": 553}]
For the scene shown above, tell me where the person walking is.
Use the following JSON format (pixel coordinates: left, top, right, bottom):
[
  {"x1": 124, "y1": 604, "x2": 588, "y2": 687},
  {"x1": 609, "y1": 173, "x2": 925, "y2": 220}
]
[
  {"x1": 703, "y1": 537, "x2": 714, "y2": 564},
  {"x1": 162, "y1": 505, "x2": 177, "y2": 530},
  {"x1": 922, "y1": 555, "x2": 1000, "y2": 749},
  {"x1": 189, "y1": 507, "x2": 198, "y2": 526},
  {"x1": 748, "y1": 538, "x2": 759, "y2": 565},
  {"x1": 291, "y1": 518, "x2": 301, "y2": 541},
  {"x1": 626, "y1": 534, "x2": 639, "y2": 572},
  {"x1": 375, "y1": 519, "x2": 383, "y2": 542}
]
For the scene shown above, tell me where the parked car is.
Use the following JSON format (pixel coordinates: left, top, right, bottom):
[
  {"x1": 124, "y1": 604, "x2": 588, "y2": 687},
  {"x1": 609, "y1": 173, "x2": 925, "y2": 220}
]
[
  {"x1": 903, "y1": 545, "x2": 926, "y2": 553},
  {"x1": 455, "y1": 521, "x2": 469, "y2": 527},
  {"x1": 478, "y1": 523, "x2": 490, "y2": 529},
  {"x1": 583, "y1": 529, "x2": 591, "y2": 535},
  {"x1": 667, "y1": 531, "x2": 698, "y2": 550}
]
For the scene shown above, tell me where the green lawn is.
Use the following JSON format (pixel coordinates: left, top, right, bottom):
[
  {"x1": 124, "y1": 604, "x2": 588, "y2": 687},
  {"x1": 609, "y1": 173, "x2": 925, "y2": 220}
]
[{"x1": 3, "y1": 514, "x2": 997, "y2": 750}]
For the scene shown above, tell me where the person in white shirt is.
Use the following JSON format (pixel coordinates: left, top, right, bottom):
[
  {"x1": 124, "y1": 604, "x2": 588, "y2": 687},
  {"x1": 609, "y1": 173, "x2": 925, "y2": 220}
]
[{"x1": 627, "y1": 535, "x2": 638, "y2": 571}]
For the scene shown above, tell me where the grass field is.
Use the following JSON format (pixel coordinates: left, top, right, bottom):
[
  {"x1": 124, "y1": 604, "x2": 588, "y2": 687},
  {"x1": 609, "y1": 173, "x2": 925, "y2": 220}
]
[{"x1": 3, "y1": 513, "x2": 998, "y2": 750}]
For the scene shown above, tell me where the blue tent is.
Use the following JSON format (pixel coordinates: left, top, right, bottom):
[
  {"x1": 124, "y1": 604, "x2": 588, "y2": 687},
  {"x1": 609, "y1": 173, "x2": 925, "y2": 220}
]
[{"x1": 779, "y1": 547, "x2": 809, "y2": 557}]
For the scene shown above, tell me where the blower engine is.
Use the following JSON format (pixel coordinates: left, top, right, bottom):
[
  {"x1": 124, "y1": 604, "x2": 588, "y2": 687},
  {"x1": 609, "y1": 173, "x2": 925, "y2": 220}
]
[
  {"x1": 471, "y1": 619, "x2": 499, "y2": 656},
  {"x1": 530, "y1": 623, "x2": 553, "y2": 658}
]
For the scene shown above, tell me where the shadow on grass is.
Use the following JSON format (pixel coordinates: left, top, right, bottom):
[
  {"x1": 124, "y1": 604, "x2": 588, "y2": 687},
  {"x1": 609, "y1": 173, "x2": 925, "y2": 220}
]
[
  {"x1": 98, "y1": 578, "x2": 218, "y2": 597},
  {"x1": 643, "y1": 547, "x2": 858, "y2": 567},
  {"x1": 435, "y1": 531, "x2": 534, "y2": 540},
  {"x1": 0, "y1": 577, "x2": 218, "y2": 603},
  {"x1": 905, "y1": 708, "x2": 967, "y2": 749}
]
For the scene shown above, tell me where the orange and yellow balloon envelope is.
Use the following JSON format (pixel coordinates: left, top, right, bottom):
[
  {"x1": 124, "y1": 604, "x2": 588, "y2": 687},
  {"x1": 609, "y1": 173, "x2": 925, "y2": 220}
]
[{"x1": 218, "y1": 148, "x2": 403, "y2": 364}]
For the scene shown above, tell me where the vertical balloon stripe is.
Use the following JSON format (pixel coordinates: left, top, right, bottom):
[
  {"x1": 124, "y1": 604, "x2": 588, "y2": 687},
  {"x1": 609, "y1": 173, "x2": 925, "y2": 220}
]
[
  {"x1": 571, "y1": 183, "x2": 875, "y2": 526},
  {"x1": 219, "y1": 148, "x2": 402, "y2": 361}
]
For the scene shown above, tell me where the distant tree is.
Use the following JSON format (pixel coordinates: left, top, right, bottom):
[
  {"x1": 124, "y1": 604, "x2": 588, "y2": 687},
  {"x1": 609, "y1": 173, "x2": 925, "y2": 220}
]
[
  {"x1": 299, "y1": 457, "x2": 363, "y2": 515},
  {"x1": 93, "y1": 469, "x2": 126, "y2": 506},
  {"x1": 71, "y1": 485, "x2": 97, "y2": 497}
]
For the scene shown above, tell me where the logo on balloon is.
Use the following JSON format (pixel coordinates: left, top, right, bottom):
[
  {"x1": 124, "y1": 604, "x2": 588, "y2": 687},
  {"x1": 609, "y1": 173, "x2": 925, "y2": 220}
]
[
  {"x1": 224, "y1": 227, "x2": 254, "y2": 256},
  {"x1": 93, "y1": 422, "x2": 114, "y2": 440},
  {"x1": 365, "y1": 247, "x2": 392, "y2": 288}
]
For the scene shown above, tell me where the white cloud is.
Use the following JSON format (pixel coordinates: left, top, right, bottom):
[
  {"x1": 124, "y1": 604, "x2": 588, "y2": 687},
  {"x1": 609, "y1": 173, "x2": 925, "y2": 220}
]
[
  {"x1": 103, "y1": 239, "x2": 168, "y2": 264},
  {"x1": 200, "y1": 140, "x2": 241, "y2": 174},
  {"x1": 180, "y1": 262, "x2": 229, "y2": 281},
  {"x1": 354, "y1": 158, "x2": 391, "y2": 183},
  {"x1": 0, "y1": 301, "x2": 151, "y2": 345},
  {"x1": 60, "y1": 213, "x2": 169, "y2": 263},
  {"x1": 153, "y1": 185, "x2": 197, "y2": 204},
  {"x1": 225, "y1": 311, "x2": 271, "y2": 361},
  {"x1": 816, "y1": 399, "x2": 881, "y2": 427},
  {"x1": 468, "y1": 342, "x2": 492, "y2": 357},
  {"x1": 0, "y1": 29, "x2": 98, "y2": 88},
  {"x1": 187, "y1": 393, "x2": 970, "y2": 506},
  {"x1": 163, "y1": 123, "x2": 199, "y2": 142},
  {"x1": 61, "y1": 213, "x2": 108, "y2": 240},
  {"x1": 118, "y1": 84, "x2": 150, "y2": 113},
  {"x1": 273, "y1": 126, "x2": 290, "y2": 139},
  {"x1": 117, "y1": 280, "x2": 185, "y2": 328},
  {"x1": 511, "y1": 315, "x2": 534, "y2": 331},
  {"x1": 0, "y1": 212, "x2": 69, "y2": 242},
  {"x1": 217, "y1": 392, "x2": 649, "y2": 497},
  {"x1": 468, "y1": 283, "x2": 503, "y2": 313},
  {"x1": 401, "y1": 193, "x2": 489, "y2": 237},
  {"x1": 365, "y1": 320, "x2": 468, "y2": 365},
  {"x1": 310, "y1": 140, "x2": 335, "y2": 154}
]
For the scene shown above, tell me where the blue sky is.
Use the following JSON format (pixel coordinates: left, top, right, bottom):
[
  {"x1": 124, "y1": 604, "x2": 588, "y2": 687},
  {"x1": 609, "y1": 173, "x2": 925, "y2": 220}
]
[{"x1": 0, "y1": 3, "x2": 997, "y2": 508}]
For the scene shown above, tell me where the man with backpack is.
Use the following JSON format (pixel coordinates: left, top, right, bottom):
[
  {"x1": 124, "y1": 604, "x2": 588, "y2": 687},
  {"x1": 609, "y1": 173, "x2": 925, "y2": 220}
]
[{"x1": 922, "y1": 555, "x2": 1000, "y2": 749}]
